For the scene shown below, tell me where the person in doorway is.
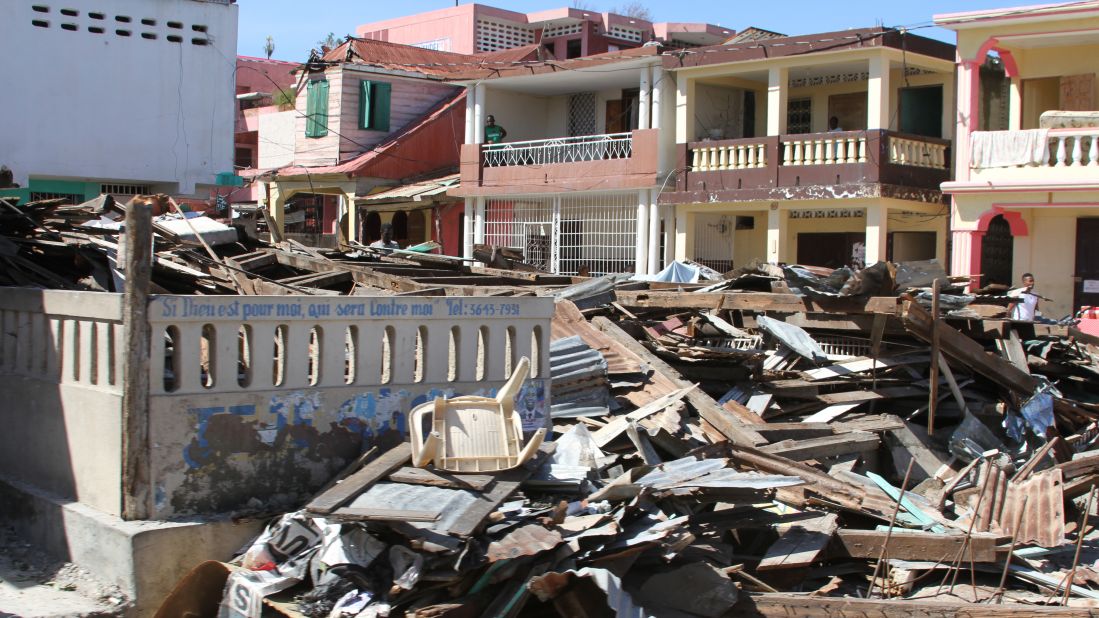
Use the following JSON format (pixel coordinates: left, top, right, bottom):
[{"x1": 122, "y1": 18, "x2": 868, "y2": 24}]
[
  {"x1": 370, "y1": 223, "x2": 400, "y2": 250},
  {"x1": 485, "y1": 115, "x2": 507, "y2": 144},
  {"x1": 828, "y1": 116, "x2": 844, "y2": 132},
  {"x1": 1008, "y1": 273, "x2": 1041, "y2": 321}
]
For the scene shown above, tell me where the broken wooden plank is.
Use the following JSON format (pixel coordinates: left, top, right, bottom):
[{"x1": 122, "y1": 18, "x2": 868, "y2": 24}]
[
  {"x1": 761, "y1": 432, "x2": 879, "y2": 461},
  {"x1": 737, "y1": 592, "x2": 1097, "y2": 617},
  {"x1": 803, "y1": 354, "x2": 929, "y2": 381},
  {"x1": 306, "y1": 443, "x2": 411, "y2": 514},
  {"x1": 753, "y1": 423, "x2": 835, "y2": 443},
  {"x1": 592, "y1": 317, "x2": 768, "y2": 448},
  {"x1": 801, "y1": 403, "x2": 861, "y2": 424},
  {"x1": 332, "y1": 507, "x2": 439, "y2": 522},
  {"x1": 387, "y1": 466, "x2": 495, "y2": 491},
  {"x1": 828, "y1": 529, "x2": 1003, "y2": 562},
  {"x1": 757, "y1": 513, "x2": 839, "y2": 571}
]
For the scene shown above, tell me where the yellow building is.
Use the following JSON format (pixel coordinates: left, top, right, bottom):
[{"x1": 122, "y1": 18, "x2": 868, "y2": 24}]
[
  {"x1": 936, "y1": 2, "x2": 1099, "y2": 318},
  {"x1": 661, "y1": 27, "x2": 957, "y2": 271}
]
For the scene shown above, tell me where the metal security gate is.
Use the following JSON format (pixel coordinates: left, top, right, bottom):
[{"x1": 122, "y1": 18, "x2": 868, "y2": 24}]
[{"x1": 483, "y1": 192, "x2": 638, "y2": 276}]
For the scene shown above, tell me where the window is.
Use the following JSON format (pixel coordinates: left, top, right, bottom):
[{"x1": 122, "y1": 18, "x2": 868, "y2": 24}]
[
  {"x1": 787, "y1": 98, "x2": 812, "y2": 134},
  {"x1": 234, "y1": 147, "x2": 254, "y2": 170},
  {"x1": 359, "y1": 80, "x2": 391, "y2": 131},
  {"x1": 305, "y1": 79, "x2": 330, "y2": 138}
]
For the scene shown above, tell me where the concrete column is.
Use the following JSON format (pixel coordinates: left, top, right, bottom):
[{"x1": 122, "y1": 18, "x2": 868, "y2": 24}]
[
  {"x1": 463, "y1": 197, "x2": 474, "y2": 259},
  {"x1": 648, "y1": 188, "x2": 661, "y2": 274},
  {"x1": 941, "y1": 73, "x2": 955, "y2": 139},
  {"x1": 766, "y1": 206, "x2": 784, "y2": 264},
  {"x1": 675, "y1": 208, "x2": 691, "y2": 262},
  {"x1": 766, "y1": 67, "x2": 789, "y2": 136},
  {"x1": 639, "y1": 66, "x2": 652, "y2": 130},
  {"x1": 343, "y1": 192, "x2": 358, "y2": 245},
  {"x1": 473, "y1": 83, "x2": 486, "y2": 144},
  {"x1": 474, "y1": 197, "x2": 486, "y2": 245},
  {"x1": 1008, "y1": 78, "x2": 1022, "y2": 131},
  {"x1": 867, "y1": 56, "x2": 891, "y2": 130},
  {"x1": 269, "y1": 185, "x2": 286, "y2": 242},
  {"x1": 651, "y1": 66, "x2": 664, "y2": 130},
  {"x1": 676, "y1": 75, "x2": 696, "y2": 144},
  {"x1": 955, "y1": 60, "x2": 981, "y2": 181},
  {"x1": 464, "y1": 85, "x2": 476, "y2": 144},
  {"x1": 865, "y1": 203, "x2": 888, "y2": 265},
  {"x1": 950, "y1": 228, "x2": 983, "y2": 290},
  {"x1": 635, "y1": 190, "x2": 649, "y2": 275},
  {"x1": 663, "y1": 206, "x2": 676, "y2": 266}
]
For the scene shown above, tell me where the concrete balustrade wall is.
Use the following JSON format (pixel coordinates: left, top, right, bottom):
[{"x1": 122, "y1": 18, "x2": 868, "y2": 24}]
[
  {"x1": 0, "y1": 289, "x2": 125, "y2": 515},
  {"x1": 144, "y1": 295, "x2": 553, "y2": 518},
  {"x1": 0, "y1": 289, "x2": 554, "y2": 520}
]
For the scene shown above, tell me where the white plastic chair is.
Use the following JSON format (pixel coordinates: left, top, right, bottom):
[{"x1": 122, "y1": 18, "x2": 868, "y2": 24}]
[{"x1": 410, "y1": 357, "x2": 546, "y2": 473}]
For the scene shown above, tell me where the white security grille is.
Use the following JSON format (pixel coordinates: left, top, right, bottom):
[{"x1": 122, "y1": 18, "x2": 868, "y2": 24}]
[
  {"x1": 29, "y1": 191, "x2": 84, "y2": 204},
  {"x1": 568, "y1": 93, "x2": 597, "y2": 137},
  {"x1": 608, "y1": 26, "x2": 643, "y2": 43},
  {"x1": 542, "y1": 23, "x2": 583, "y2": 38},
  {"x1": 483, "y1": 133, "x2": 632, "y2": 167},
  {"x1": 483, "y1": 192, "x2": 638, "y2": 276},
  {"x1": 692, "y1": 213, "x2": 735, "y2": 272},
  {"x1": 475, "y1": 18, "x2": 535, "y2": 52},
  {"x1": 411, "y1": 38, "x2": 450, "y2": 51}
]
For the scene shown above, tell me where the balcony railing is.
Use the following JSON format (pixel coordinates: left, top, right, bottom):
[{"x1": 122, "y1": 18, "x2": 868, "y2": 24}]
[
  {"x1": 483, "y1": 132, "x2": 633, "y2": 167},
  {"x1": 1050, "y1": 129, "x2": 1099, "y2": 167},
  {"x1": 674, "y1": 130, "x2": 951, "y2": 198}
]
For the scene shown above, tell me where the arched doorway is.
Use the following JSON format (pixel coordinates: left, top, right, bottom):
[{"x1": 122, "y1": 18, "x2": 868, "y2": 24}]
[
  {"x1": 407, "y1": 210, "x2": 426, "y2": 247},
  {"x1": 363, "y1": 211, "x2": 381, "y2": 244},
  {"x1": 980, "y1": 214, "x2": 1014, "y2": 288},
  {"x1": 391, "y1": 211, "x2": 409, "y2": 247}
]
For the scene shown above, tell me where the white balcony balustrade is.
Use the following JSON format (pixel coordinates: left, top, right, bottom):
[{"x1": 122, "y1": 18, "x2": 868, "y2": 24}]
[
  {"x1": 1051, "y1": 129, "x2": 1099, "y2": 168},
  {"x1": 483, "y1": 132, "x2": 633, "y2": 167},
  {"x1": 782, "y1": 133, "x2": 868, "y2": 166}
]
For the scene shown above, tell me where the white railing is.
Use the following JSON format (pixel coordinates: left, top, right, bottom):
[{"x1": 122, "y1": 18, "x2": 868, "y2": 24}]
[
  {"x1": 1051, "y1": 128, "x2": 1099, "y2": 167},
  {"x1": 783, "y1": 134, "x2": 867, "y2": 166},
  {"x1": 889, "y1": 136, "x2": 949, "y2": 170},
  {"x1": 692, "y1": 142, "x2": 767, "y2": 171},
  {"x1": 483, "y1": 132, "x2": 632, "y2": 167}
]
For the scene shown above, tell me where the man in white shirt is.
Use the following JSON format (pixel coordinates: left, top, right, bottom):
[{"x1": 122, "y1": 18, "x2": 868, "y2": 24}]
[
  {"x1": 1008, "y1": 273, "x2": 1040, "y2": 321},
  {"x1": 370, "y1": 223, "x2": 400, "y2": 250}
]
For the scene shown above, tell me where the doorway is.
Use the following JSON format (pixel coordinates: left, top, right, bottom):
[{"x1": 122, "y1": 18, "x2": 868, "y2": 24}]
[
  {"x1": 1075, "y1": 218, "x2": 1099, "y2": 310},
  {"x1": 980, "y1": 215, "x2": 1014, "y2": 288},
  {"x1": 797, "y1": 232, "x2": 864, "y2": 269},
  {"x1": 899, "y1": 85, "x2": 943, "y2": 137}
]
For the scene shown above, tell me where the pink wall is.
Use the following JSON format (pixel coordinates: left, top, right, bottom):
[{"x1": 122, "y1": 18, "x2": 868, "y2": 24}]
[
  {"x1": 236, "y1": 56, "x2": 298, "y2": 96},
  {"x1": 357, "y1": 4, "x2": 482, "y2": 54}
]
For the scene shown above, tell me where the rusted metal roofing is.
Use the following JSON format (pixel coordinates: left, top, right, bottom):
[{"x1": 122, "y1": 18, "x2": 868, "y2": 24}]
[
  {"x1": 359, "y1": 173, "x2": 460, "y2": 203},
  {"x1": 320, "y1": 38, "x2": 548, "y2": 78},
  {"x1": 486, "y1": 524, "x2": 563, "y2": 562},
  {"x1": 1002, "y1": 468, "x2": 1066, "y2": 548}
]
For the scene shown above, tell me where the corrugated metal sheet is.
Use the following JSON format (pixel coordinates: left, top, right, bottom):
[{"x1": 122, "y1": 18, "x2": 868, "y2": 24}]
[
  {"x1": 486, "y1": 524, "x2": 563, "y2": 562},
  {"x1": 550, "y1": 335, "x2": 610, "y2": 417},
  {"x1": 551, "y1": 300, "x2": 643, "y2": 376},
  {"x1": 1002, "y1": 468, "x2": 1066, "y2": 547},
  {"x1": 361, "y1": 174, "x2": 460, "y2": 203}
]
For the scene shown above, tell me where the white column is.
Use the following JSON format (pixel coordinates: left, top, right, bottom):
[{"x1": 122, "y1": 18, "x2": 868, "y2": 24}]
[
  {"x1": 767, "y1": 67, "x2": 789, "y2": 136},
  {"x1": 651, "y1": 66, "x2": 664, "y2": 130},
  {"x1": 463, "y1": 197, "x2": 474, "y2": 259},
  {"x1": 674, "y1": 208, "x2": 689, "y2": 261},
  {"x1": 865, "y1": 203, "x2": 888, "y2": 265},
  {"x1": 954, "y1": 60, "x2": 981, "y2": 181},
  {"x1": 473, "y1": 83, "x2": 486, "y2": 144},
  {"x1": 767, "y1": 206, "x2": 783, "y2": 264},
  {"x1": 1008, "y1": 78, "x2": 1022, "y2": 131},
  {"x1": 648, "y1": 188, "x2": 661, "y2": 274},
  {"x1": 464, "y1": 85, "x2": 476, "y2": 144},
  {"x1": 663, "y1": 206, "x2": 675, "y2": 266},
  {"x1": 676, "y1": 75, "x2": 695, "y2": 144},
  {"x1": 474, "y1": 197, "x2": 486, "y2": 246},
  {"x1": 639, "y1": 66, "x2": 652, "y2": 130},
  {"x1": 635, "y1": 190, "x2": 649, "y2": 275},
  {"x1": 867, "y1": 56, "x2": 891, "y2": 130}
]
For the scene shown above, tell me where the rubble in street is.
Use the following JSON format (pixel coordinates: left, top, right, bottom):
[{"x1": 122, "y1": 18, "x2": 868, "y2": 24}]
[{"x1": 8, "y1": 194, "x2": 1099, "y2": 617}]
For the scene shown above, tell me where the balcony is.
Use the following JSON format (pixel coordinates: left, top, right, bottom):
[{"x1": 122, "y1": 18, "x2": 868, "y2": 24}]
[
  {"x1": 670, "y1": 130, "x2": 951, "y2": 203},
  {"x1": 967, "y1": 128, "x2": 1099, "y2": 186},
  {"x1": 453, "y1": 129, "x2": 659, "y2": 197}
]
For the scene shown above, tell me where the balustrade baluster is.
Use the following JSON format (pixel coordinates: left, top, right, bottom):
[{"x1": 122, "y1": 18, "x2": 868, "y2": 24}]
[
  {"x1": 825, "y1": 139, "x2": 835, "y2": 164},
  {"x1": 813, "y1": 140, "x2": 823, "y2": 165},
  {"x1": 717, "y1": 146, "x2": 728, "y2": 170},
  {"x1": 757, "y1": 144, "x2": 766, "y2": 167},
  {"x1": 1088, "y1": 136, "x2": 1098, "y2": 167},
  {"x1": 747, "y1": 144, "x2": 757, "y2": 168},
  {"x1": 858, "y1": 138, "x2": 867, "y2": 163},
  {"x1": 791, "y1": 141, "x2": 801, "y2": 166},
  {"x1": 1055, "y1": 136, "x2": 1068, "y2": 167},
  {"x1": 1071, "y1": 135, "x2": 1083, "y2": 167}
]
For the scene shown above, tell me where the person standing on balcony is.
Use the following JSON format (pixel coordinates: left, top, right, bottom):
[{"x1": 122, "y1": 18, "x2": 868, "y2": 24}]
[
  {"x1": 485, "y1": 115, "x2": 507, "y2": 144},
  {"x1": 828, "y1": 116, "x2": 844, "y2": 132},
  {"x1": 1008, "y1": 273, "x2": 1042, "y2": 321}
]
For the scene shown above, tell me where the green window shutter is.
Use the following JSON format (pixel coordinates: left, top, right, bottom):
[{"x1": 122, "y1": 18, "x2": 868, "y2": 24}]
[
  {"x1": 359, "y1": 80, "x2": 373, "y2": 129},
  {"x1": 305, "y1": 80, "x2": 329, "y2": 138},
  {"x1": 371, "y1": 82, "x2": 391, "y2": 132}
]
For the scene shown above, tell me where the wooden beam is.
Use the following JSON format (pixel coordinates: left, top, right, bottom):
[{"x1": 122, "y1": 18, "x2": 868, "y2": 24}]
[
  {"x1": 829, "y1": 529, "x2": 1003, "y2": 562},
  {"x1": 121, "y1": 196, "x2": 155, "y2": 521},
  {"x1": 387, "y1": 467, "x2": 495, "y2": 491},
  {"x1": 734, "y1": 592, "x2": 1096, "y2": 617},
  {"x1": 757, "y1": 513, "x2": 838, "y2": 571},
  {"x1": 761, "y1": 432, "x2": 880, "y2": 461},
  {"x1": 306, "y1": 444, "x2": 411, "y2": 515}
]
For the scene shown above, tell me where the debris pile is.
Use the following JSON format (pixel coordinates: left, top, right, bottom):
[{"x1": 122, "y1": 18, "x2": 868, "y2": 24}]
[{"x1": 7, "y1": 195, "x2": 1099, "y2": 615}]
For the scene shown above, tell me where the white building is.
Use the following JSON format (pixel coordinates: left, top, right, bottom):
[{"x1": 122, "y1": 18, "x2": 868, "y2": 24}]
[{"x1": 0, "y1": 0, "x2": 239, "y2": 202}]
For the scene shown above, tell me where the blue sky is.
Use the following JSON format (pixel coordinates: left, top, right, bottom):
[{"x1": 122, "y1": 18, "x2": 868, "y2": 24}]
[{"x1": 236, "y1": 0, "x2": 1010, "y2": 61}]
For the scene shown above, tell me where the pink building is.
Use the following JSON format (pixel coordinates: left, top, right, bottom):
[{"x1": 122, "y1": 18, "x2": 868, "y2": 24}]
[
  {"x1": 229, "y1": 56, "x2": 300, "y2": 205},
  {"x1": 356, "y1": 4, "x2": 733, "y2": 60}
]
